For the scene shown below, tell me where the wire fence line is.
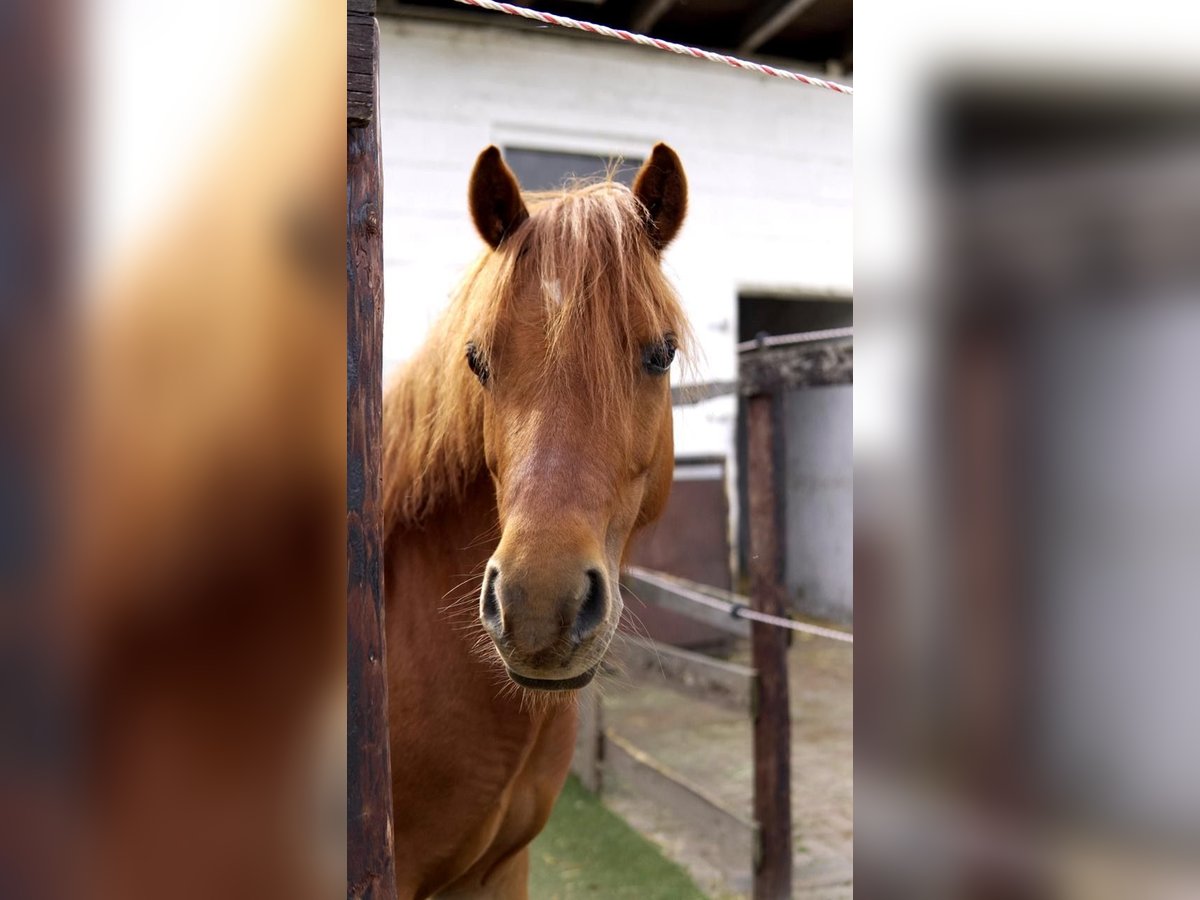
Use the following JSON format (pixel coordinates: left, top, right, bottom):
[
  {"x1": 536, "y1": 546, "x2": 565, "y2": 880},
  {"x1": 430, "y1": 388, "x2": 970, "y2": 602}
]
[
  {"x1": 625, "y1": 566, "x2": 854, "y2": 644},
  {"x1": 449, "y1": 0, "x2": 854, "y2": 95},
  {"x1": 736, "y1": 326, "x2": 854, "y2": 354}
]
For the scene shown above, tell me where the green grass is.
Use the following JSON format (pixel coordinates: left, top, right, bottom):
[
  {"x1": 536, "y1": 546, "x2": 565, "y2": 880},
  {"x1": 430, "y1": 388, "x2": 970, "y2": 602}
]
[{"x1": 528, "y1": 776, "x2": 707, "y2": 899}]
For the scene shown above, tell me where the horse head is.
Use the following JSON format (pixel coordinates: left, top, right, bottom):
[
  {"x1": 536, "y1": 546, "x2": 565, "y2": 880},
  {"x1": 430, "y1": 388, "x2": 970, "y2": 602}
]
[{"x1": 460, "y1": 144, "x2": 689, "y2": 691}]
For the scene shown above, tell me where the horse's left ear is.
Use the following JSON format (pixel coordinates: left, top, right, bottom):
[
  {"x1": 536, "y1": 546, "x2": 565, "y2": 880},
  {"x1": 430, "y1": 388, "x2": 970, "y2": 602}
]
[
  {"x1": 469, "y1": 146, "x2": 529, "y2": 249},
  {"x1": 633, "y1": 143, "x2": 687, "y2": 251}
]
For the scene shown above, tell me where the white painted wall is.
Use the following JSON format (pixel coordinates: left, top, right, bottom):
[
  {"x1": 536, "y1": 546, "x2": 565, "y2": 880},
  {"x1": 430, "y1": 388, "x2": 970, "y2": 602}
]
[
  {"x1": 783, "y1": 384, "x2": 854, "y2": 622},
  {"x1": 379, "y1": 17, "x2": 852, "y2": 578}
]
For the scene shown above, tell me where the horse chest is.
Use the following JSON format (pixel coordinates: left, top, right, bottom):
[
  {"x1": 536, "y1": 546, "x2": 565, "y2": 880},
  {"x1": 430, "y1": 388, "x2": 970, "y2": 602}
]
[
  {"x1": 386, "y1": 531, "x2": 578, "y2": 896},
  {"x1": 396, "y1": 700, "x2": 576, "y2": 898},
  {"x1": 457, "y1": 711, "x2": 573, "y2": 846}
]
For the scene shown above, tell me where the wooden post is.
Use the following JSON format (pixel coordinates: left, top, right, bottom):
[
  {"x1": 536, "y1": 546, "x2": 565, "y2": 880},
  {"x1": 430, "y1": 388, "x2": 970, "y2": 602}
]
[
  {"x1": 747, "y1": 393, "x2": 793, "y2": 900},
  {"x1": 346, "y1": 3, "x2": 398, "y2": 899}
]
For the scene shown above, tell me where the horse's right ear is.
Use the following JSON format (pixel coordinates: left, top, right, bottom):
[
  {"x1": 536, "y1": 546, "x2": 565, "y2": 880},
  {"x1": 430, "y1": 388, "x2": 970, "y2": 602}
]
[
  {"x1": 633, "y1": 143, "x2": 687, "y2": 251},
  {"x1": 468, "y1": 146, "x2": 529, "y2": 249}
]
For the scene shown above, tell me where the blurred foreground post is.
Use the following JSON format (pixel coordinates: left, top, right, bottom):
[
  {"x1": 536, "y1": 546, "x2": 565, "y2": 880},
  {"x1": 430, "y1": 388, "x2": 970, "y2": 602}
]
[
  {"x1": 0, "y1": 2, "x2": 71, "y2": 896},
  {"x1": 347, "y1": 3, "x2": 398, "y2": 899},
  {"x1": 747, "y1": 393, "x2": 793, "y2": 899}
]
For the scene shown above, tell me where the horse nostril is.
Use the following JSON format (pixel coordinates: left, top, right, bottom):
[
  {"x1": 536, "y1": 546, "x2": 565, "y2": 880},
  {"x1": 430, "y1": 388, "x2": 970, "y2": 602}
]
[
  {"x1": 481, "y1": 565, "x2": 503, "y2": 633},
  {"x1": 572, "y1": 569, "x2": 607, "y2": 642}
]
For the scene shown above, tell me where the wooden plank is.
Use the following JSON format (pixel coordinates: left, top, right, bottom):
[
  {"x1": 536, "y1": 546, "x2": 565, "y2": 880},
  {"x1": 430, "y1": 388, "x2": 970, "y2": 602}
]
[
  {"x1": 620, "y1": 570, "x2": 751, "y2": 638},
  {"x1": 604, "y1": 730, "x2": 758, "y2": 863},
  {"x1": 571, "y1": 682, "x2": 604, "y2": 793},
  {"x1": 347, "y1": 6, "x2": 377, "y2": 125},
  {"x1": 608, "y1": 635, "x2": 755, "y2": 714},
  {"x1": 348, "y1": 91, "x2": 375, "y2": 119},
  {"x1": 746, "y1": 394, "x2": 792, "y2": 900},
  {"x1": 348, "y1": 71, "x2": 375, "y2": 95},
  {"x1": 348, "y1": 53, "x2": 375, "y2": 75},
  {"x1": 346, "y1": 17, "x2": 398, "y2": 900},
  {"x1": 347, "y1": 10, "x2": 377, "y2": 61}
]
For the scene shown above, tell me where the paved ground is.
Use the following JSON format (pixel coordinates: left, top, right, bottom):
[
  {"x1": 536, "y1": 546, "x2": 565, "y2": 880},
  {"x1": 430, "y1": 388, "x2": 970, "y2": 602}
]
[{"x1": 599, "y1": 634, "x2": 853, "y2": 899}]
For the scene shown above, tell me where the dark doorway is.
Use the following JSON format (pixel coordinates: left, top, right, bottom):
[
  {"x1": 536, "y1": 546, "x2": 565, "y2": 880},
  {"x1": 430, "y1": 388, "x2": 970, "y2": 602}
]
[{"x1": 734, "y1": 294, "x2": 852, "y2": 581}]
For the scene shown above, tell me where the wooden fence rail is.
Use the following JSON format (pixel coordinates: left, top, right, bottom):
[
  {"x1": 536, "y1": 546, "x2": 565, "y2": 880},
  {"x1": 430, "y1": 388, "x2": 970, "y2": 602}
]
[
  {"x1": 596, "y1": 364, "x2": 808, "y2": 899},
  {"x1": 604, "y1": 731, "x2": 760, "y2": 864},
  {"x1": 588, "y1": 560, "x2": 800, "y2": 896},
  {"x1": 610, "y1": 633, "x2": 756, "y2": 713}
]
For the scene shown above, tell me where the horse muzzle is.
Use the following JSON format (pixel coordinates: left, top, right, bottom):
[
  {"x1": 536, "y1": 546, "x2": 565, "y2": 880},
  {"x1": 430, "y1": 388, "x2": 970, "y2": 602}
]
[{"x1": 479, "y1": 560, "x2": 618, "y2": 691}]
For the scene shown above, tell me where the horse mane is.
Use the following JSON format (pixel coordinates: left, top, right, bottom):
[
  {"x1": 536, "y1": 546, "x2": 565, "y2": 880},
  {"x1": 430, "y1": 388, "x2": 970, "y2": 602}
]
[{"x1": 382, "y1": 178, "x2": 691, "y2": 533}]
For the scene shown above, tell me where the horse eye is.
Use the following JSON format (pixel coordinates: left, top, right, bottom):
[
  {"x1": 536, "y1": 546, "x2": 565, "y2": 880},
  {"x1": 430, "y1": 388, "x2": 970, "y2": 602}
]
[
  {"x1": 642, "y1": 334, "x2": 677, "y2": 375},
  {"x1": 465, "y1": 342, "x2": 489, "y2": 385}
]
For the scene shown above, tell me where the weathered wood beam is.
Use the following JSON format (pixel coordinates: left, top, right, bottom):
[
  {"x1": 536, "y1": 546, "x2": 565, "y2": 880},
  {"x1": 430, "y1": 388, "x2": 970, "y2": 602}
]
[
  {"x1": 675, "y1": 336, "x2": 857, "y2": 408},
  {"x1": 739, "y1": 337, "x2": 853, "y2": 394},
  {"x1": 347, "y1": 9, "x2": 397, "y2": 899},
  {"x1": 608, "y1": 634, "x2": 756, "y2": 713},
  {"x1": 738, "y1": 0, "x2": 820, "y2": 54},
  {"x1": 629, "y1": 0, "x2": 678, "y2": 34},
  {"x1": 348, "y1": 1, "x2": 377, "y2": 125}
]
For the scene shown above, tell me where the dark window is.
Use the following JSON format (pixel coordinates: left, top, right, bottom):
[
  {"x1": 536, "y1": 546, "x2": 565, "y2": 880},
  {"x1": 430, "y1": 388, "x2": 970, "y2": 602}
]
[
  {"x1": 737, "y1": 294, "x2": 853, "y2": 343},
  {"x1": 502, "y1": 147, "x2": 643, "y2": 192}
]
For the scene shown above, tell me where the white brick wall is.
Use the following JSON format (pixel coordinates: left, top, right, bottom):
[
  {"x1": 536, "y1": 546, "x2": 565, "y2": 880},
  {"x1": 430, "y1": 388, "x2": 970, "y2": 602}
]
[{"x1": 379, "y1": 17, "x2": 852, "y2": 577}]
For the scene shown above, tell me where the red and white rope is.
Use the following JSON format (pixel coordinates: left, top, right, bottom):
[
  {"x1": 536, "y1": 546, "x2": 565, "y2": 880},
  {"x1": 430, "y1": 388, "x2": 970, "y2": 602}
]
[{"x1": 449, "y1": 0, "x2": 854, "y2": 96}]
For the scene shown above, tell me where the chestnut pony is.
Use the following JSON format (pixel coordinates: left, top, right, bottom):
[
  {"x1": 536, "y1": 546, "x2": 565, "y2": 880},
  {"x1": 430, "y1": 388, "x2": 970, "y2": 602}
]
[{"x1": 383, "y1": 144, "x2": 690, "y2": 898}]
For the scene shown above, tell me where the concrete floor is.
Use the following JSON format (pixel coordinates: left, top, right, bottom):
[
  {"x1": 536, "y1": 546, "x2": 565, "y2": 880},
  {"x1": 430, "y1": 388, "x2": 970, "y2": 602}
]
[{"x1": 598, "y1": 635, "x2": 853, "y2": 899}]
